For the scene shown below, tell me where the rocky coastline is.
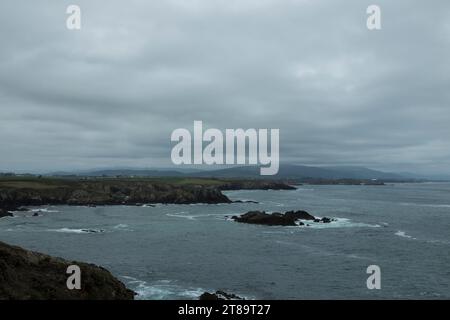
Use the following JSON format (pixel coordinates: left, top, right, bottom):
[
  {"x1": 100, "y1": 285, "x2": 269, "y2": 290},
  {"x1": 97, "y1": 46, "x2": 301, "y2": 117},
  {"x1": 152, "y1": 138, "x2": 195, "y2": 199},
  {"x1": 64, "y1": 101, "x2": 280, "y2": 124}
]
[
  {"x1": 0, "y1": 177, "x2": 297, "y2": 300},
  {"x1": 0, "y1": 178, "x2": 295, "y2": 210},
  {"x1": 0, "y1": 241, "x2": 135, "y2": 300},
  {"x1": 0, "y1": 181, "x2": 230, "y2": 208}
]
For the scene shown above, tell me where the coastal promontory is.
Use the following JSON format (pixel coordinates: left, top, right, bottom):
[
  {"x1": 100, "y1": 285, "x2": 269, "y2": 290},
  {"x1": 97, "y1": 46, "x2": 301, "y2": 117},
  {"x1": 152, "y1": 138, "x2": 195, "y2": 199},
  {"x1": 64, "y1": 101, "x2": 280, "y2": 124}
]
[
  {"x1": 0, "y1": 177, "x2": 295, "y2": 208},
  {"x1": 0, "y1": 241, "x2": 135, "y2": 300}
]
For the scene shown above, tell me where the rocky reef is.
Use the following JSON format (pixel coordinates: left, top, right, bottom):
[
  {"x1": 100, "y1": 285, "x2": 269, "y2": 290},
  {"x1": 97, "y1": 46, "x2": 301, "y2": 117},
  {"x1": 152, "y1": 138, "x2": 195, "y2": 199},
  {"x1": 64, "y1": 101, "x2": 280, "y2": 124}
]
[
  {"x1": 232, "y1": 210, "x2": 335, "y2": 226},
  {"x1": 0, "y1": 241, "x2": 135, "y2": 300},
  {"x1": 199, "y1": 291, "x2": 244, "y2": 300}
]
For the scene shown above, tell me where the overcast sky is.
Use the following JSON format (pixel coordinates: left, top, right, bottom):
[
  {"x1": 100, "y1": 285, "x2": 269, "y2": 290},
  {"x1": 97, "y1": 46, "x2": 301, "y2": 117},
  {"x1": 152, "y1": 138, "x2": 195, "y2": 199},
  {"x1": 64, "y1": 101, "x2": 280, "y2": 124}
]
[{"x1": 1, "y1": 0, "x2": 449, "y2": 174}]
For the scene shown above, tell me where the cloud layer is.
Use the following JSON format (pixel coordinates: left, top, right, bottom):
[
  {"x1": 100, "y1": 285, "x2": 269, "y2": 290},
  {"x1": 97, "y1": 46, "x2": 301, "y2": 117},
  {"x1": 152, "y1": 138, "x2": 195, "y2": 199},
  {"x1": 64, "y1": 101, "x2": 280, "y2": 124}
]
[{"x1": 0, "y1": 0, "x2": 449, "y2": 174}]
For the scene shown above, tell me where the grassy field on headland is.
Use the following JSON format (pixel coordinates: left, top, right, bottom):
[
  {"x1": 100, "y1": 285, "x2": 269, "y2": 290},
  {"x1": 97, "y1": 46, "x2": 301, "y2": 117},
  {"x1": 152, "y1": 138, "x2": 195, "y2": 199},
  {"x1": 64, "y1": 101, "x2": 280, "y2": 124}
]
[{"x1": 0, "y1": 176, "x2": 295, "y2": 212}]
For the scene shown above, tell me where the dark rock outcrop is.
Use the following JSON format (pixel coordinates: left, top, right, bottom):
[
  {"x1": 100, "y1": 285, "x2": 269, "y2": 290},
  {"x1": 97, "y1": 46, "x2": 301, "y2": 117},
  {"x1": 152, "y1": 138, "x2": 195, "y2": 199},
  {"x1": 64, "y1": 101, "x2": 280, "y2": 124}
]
[
  {"x1": 199, "y1": 291, "x2": 244, "y2": 300},
  {"x1": 321, "y1": 217, "x2": 333, "y2": 223},
  {"x1": 232, "y1": 210, "x2": 335, "y2": 226},
  {"x1": 0, "y1": 241, "x2": 135, "y2": 300},
  {"x1": 0, "y1": 208, "x2": 13, "y2": 218},
  {"x1": 80, "y1": 229, "x2": 105, "y2": 234},
  {"x1": 232, "y1": 211, "x2": 297, "y2": 226},
  {"x1": 0, "y1": 206, "x2": 17, "y2": 219},
  {"x1": 284, "y1": 210, "x2": 316, "y2": 221},
  {"x1": 313, "y1": 217, "x2": 334, "y2": 223},
  {"x1": 0, "y1": 206, "x2": 30, "y2": 218},
  {"x1": 233, "y1": 200, "x2": 259, "y2": 204}
]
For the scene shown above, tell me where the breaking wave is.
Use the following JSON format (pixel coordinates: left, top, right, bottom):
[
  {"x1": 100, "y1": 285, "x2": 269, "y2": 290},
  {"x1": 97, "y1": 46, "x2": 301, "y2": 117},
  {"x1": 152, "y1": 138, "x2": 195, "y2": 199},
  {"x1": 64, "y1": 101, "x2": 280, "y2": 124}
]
[
  {"x1": 121, "y1": 277, "x2": 205, "y2": 300},
  {"x1": 395, "y1": 230, "x2": 416, "y2": 239},
  {"x1": 47, "y1": 228, "x2": 105, "y2": 234},
  {"x1": 399, "y1": 202, "x2": 450, "y2": 208},
  {"x1": 297, "y1": 217, "x2": 380, "y2": 229}
]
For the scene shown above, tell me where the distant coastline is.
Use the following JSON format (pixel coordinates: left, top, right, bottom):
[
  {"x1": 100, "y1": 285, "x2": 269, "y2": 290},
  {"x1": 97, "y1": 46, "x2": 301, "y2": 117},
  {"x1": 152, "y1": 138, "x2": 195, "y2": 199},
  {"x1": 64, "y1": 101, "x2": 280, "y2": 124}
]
[{"x1": 0, "y1": 177, "x2": 297, "y2": 213}]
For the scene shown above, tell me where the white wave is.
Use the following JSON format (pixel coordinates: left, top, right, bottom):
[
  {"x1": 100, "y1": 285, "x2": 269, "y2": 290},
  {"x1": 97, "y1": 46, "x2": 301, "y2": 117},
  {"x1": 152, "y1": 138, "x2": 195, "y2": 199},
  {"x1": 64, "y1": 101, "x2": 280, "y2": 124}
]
[
  {"x1": 233, "y1": 199, "x2": 259, "y2": 203},
  {"x1": 113, "y1": 224, "x2": 129, "y2": 229},
  {"x1": 266, "y1": 201, "x2": 285, "y2": 207},
  {"x1": 399, "y1": 202, "x2": 450, "y2": 208},
  {"x1": 30, "y1": 208, "x2": 59, "y2": 213},
  {"x1": 0, "y1": 214, "x2": 16, "y2": 219},
  {"x1": 167, "y1": 212, "x2": 226, "y2": 220},
  {"x1": 47, "y1": 228, "x2": 105, "y2": 234},
  {"x1": 166, "y1": 212, "x2": 196, "y2": 220},
  {"x1": 426, "y1": 239, "x2": 450, "y2": 246},
  {"x1": 48, "y1": 228, "x2": 86, "y2": 234},
  {"x1": 263, "y1": 231, "x2": 291, "y2": 235},
  {"x1": 123, "y1": 279, "x2": 206, "y2": 300},
  {"x1": 346, "y1": 253, "x2": 371, "y2": 260},
  {"x1": 395, "y1": 230, "x2": 416, "y2": 239},
  {"x1": 122, "y1": 277, "x2": 253, "y2": 300},
  {"x1": 299, "y1": 217, "x2": 380, "y2": 229},
  {"x1": 9, "y1": 208, "x2": 59, "y2": 215},
  {"x1": 419, "y1": 291, "x2": 443, "y2": 298},
  {"x1": 428, "y1": 204, "x2": 450, "y2": 208},
  {"x1": 167, "y1": 214, "x2": 194, "y2": 220}
]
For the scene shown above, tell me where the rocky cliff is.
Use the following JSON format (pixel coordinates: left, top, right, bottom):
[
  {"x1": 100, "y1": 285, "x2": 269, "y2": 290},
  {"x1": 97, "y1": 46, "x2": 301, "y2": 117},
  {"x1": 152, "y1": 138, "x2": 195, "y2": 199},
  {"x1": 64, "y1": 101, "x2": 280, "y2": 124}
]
[
  {"x1": 0, "y1": 241, "x2": 135, "y2": 300},
  {"x1": 0, "y1": 179, "x2": 231, "y2": 207}
]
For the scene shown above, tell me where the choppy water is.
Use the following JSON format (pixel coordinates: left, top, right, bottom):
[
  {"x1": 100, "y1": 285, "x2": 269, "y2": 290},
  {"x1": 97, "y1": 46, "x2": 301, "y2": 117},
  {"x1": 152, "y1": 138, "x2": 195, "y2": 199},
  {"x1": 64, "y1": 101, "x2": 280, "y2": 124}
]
[{"x1": 1, "y1": 183, "x2": 450, "y2": 299}]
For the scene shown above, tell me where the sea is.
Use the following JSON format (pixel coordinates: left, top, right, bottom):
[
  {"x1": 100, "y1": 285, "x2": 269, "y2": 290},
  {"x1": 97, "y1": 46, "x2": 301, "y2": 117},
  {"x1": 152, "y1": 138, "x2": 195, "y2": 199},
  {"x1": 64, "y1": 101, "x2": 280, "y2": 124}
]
[{"x1": 1, "y1": 183, "x2": 450, "y2": 299}]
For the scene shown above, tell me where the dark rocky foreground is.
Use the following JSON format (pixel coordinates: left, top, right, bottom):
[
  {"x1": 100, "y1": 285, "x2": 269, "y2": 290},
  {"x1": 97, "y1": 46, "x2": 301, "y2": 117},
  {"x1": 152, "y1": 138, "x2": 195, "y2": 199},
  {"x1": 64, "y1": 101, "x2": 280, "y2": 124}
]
[
  {"x1": 232, "y1": 210, "x2": 335, "y2": 226},
  {"x1": 0, "y1": 241, "x2": 135, "y2": 300}
]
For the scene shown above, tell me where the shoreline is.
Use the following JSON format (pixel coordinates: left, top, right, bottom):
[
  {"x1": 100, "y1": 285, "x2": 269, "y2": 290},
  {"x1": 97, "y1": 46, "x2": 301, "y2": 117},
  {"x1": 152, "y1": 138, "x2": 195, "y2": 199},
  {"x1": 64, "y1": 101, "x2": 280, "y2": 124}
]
[
  {"x1": 0, "y1": 176, "x2": 297, "y2": 221},
  {"x1": 0, "y1": 177, "x2": 295, "y2": 211}
]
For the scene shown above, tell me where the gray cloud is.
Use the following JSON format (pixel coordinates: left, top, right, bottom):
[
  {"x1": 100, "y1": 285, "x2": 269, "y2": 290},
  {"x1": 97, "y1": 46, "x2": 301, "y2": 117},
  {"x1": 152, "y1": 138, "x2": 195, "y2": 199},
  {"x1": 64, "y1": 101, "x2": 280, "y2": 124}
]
[{"x1": 0, "y1": 0, "x2": 449, "y2": 174}]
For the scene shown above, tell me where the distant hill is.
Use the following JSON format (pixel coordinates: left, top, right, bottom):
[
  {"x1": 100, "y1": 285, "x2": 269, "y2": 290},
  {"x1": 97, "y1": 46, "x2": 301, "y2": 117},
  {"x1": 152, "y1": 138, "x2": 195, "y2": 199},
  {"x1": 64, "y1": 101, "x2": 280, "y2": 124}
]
[
  {"x1": 75, "y1": 169, "x2": 184, "y2": 177},
  {"x1": 191, "y1": 165, "x2": 407, "y2": 180},
  {"x1": 319, "y1": 166, "x2": 406, "y2": 180},
  {"x1": 48, "y1": 165, "x2": 410, "y2": 181},
  {"x1": 49, "y1": 167, "x2": 203, "y2": 177}
]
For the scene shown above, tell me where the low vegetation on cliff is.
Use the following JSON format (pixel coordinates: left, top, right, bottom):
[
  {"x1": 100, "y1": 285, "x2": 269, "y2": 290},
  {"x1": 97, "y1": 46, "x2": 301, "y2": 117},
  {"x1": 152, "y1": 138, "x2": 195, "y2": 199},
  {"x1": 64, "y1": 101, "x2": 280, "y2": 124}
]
[{"x1": 0, "y1": 177, "x2": 295, "y2": 209}]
